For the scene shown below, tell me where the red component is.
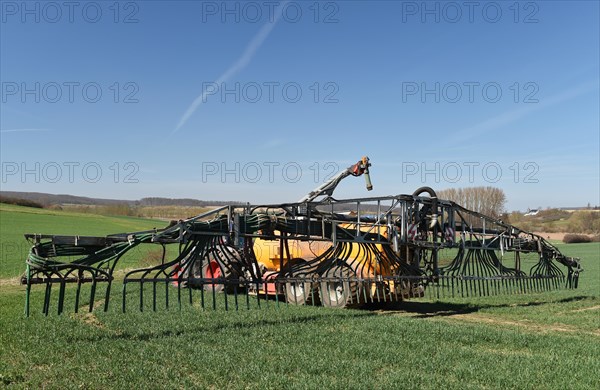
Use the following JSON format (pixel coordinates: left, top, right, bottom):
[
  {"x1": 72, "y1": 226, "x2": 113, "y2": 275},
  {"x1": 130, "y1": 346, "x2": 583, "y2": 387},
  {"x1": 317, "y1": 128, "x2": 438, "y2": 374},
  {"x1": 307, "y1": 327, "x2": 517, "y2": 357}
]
[
  {"x1": 206, "y1": 260, "x2": 222, "y2": 279},
  {"x1": 262, "y1": 271, "x2": 279, "y2": 294},
  {"x1": 171, "y1": 264, "x2": 182, "y2": 287}
]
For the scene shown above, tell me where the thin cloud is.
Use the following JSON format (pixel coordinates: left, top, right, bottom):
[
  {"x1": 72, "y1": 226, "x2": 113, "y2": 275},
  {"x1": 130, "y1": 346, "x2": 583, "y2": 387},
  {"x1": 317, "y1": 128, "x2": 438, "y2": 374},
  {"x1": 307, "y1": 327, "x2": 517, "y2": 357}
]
[
  {"x1": 450, "y1": 80, "x2": 599, "y2": 143},
  {"x1": 262, "y1": 139, "x2": 285, "y2": 149},
  {"x1": 0, "y1": 128, "x2": 51, "y2": 133},
  {"x1": 173, "y1": 1, "x2": 288, "y2": 134}
]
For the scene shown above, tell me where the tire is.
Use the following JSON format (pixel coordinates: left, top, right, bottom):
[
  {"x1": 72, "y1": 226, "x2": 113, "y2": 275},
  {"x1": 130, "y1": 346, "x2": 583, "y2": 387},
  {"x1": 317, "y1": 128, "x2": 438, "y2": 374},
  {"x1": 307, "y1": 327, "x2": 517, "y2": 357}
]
[
  {"x1": 189, "y1": 247, "x2": 240, "y2": 293},
  {"x1": 285, "y1": 278, "x2": 319, "y2": 306},
  {"x1": 319, "y1": 263, "x2": 360, "y2": 308},
  {"x1": 282, "y1": 258, "x2": 318, "y2": 306},
  {"x1": 395, "y1": 277, "x2": 424, "y2": 299},
  {"x1": 201, "y1": 258, "x2": 232, "y2": 293}
]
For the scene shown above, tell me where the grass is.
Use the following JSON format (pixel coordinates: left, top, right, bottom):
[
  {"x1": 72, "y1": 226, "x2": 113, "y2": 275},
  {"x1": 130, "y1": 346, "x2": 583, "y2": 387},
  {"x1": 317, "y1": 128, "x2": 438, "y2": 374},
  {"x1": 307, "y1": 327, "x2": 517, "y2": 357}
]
[
  {"x1": 0, "y1": 203, "x2": 166, "y2": 279},
  {"x1": 0, "y1": 205, "x2": 599, "y2": 388}
]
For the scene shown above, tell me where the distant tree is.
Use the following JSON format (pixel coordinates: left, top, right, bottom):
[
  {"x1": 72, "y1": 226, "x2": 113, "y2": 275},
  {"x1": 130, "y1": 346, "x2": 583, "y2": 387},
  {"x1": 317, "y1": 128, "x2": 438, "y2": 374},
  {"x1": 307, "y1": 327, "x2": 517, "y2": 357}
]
[{"x1": 437, "y1": 186, "x2": 507, "y2": 219}]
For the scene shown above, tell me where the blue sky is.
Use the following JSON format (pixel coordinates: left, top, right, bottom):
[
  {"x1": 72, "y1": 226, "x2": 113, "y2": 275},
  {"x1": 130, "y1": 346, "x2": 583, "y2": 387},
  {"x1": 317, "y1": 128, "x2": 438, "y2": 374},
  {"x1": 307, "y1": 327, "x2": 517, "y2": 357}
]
[{"x1": 1, "y1": 0, "x2": 598, "y2": 211}]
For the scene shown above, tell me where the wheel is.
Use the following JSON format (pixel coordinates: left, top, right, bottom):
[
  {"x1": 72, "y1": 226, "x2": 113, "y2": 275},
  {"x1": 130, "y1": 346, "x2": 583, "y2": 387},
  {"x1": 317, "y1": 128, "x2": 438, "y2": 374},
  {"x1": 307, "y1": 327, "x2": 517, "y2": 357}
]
[
  {"x1": 188, "y1": 247, "x2": 240, "y2": 293},
  {"x1": 319, "y1": 263, "x2": 360, "y2": 308},
  {"x1": 285, "y1": 278, "x2": 319, "y2": 305},
  {"x1": 395, "y1": 277, "x2": 424, "y2": 299},
  {"x1": 201, "y1": 258, "x2": 231, "y2": 293},
  {"x1": 282, "y1": 258, "x2": 319, "y2": 305}
]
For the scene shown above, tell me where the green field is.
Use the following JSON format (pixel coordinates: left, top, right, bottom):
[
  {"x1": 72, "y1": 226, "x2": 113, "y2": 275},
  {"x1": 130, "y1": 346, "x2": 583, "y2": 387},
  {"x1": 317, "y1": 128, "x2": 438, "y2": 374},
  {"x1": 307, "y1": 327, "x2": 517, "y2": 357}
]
[
  {"x1": 0, "y1": 204, "x2": 166, "y2": 279},
  {"x1": 0, "y1": 205, "x2": 599, "y2": 388}
]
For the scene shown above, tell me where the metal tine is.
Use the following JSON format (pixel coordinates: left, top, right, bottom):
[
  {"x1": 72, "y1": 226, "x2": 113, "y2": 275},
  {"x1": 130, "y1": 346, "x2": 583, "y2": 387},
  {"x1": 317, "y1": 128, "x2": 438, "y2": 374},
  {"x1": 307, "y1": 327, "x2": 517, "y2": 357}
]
[
  {"x1": 122, "y1": 282, "x2": 127, "y2": 313},
  {"x1": 449, "y1": 277, "x2": 455, "y2": 298},
  {"x1": 234, "y1": 284, "x2": 239, "y2": 311},
  {"x1": 478, "y1": 254, "x2": 486, "y2": 296},
  {"x1": 512, "y1": 275, "x2": 519, "y2": 295},
  {"x1": 427, "y1": 279, "x2": 434, "y2": 300},
  {"x1": 43, "y1": 281, "x2": 52, "y2": 316},
  {"x1": 245, "y1": 281, "x2": 251, "y2": 310},
  {"x1": 264, "y1": 283, "x2": 269, "y2": 309},
  {"x1": 439, "y1": 277, "x2": 450, "y2": 298},
  {"x1": 467, "y1": 255, "x2": 473, "y2": 298},
  {"x1": 75, "y1": 279, "x2": 82, "y2": 313},
  {"x1": 152, "y1": 281, "x2": 157, "y2": 312},
  {"x1": 298, "y1": 278, "x2": 305, "y2": 306},
  {"x1": 211, "y1": 282, "x2": 217, "y2": 311},
  {"x1": 89, "y1": 277, "x2": 97, "y2": 313},
  {"x1": 139, "y1": 281, "x2": 144, "y2": 312},
  {"x1": 325, "y1": 276, "x2": 338, "y2": 304},
  {"x1": 525, "y1": 274, "x2": 532, "y2": 294},
  {"x1": 57, "y1": 280, "x2": 66, "y2": 315},
  {"x1": 439, "y1": 276, "x2": 446, "y2": 298},
  {"x1": 255, "y1": 281, "x2": 261, "y2": 309},
  {"x1": 299, "y1": 278, "x2": 306, "y2": 306},
  {"x1": 165, "y1": 279, "x2": 170, "y2": 310},
  {"x1": 511, "y1": 274, "x2": 519, "y2": 295},
  {"x1": 361, "y1": 277, "x2": 368, "y2": 305},
  {"x1": 372, "y1": 280, "x2": 378, "y2": 304},
  {"x1": 25, "y1": 278, "x2": 31, "y2": 317},
  {"x1": 473, "y1": 252, "x2": 486, "y2": 296},
  {"x1": 497, "y1": 273, "x2": 503, "y2": 296},
  {"x1": 103, "y1": 280, "x2": 112, "y2": 312},
  {"x1": 177, "y1": 280, "x2": 182, "y2": 310}
]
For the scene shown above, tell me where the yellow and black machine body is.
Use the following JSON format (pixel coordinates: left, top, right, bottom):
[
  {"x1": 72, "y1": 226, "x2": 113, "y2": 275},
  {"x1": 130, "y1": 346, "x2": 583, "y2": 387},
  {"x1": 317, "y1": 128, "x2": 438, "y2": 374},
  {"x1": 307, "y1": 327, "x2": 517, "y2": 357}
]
[{"x1": 22, "y1": 157, "x2": 582, "y2": 315}]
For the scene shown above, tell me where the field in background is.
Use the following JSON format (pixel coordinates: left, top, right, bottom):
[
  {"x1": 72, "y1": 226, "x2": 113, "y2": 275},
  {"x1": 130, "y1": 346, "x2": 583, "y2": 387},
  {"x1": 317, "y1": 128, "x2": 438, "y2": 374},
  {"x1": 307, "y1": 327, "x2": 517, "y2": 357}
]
[
  {"x1": 509, "y1": 208, "x2": 599, "y2": 235},
  {"x1": 0, "y1": 204, "x2": 598, "y2": 388},
  {"x1": 0, "y1": 204, "x2": 167, "y2": 279},
  {"x1": 60, "y1": 204, "x2": 212, "y2": 220}
]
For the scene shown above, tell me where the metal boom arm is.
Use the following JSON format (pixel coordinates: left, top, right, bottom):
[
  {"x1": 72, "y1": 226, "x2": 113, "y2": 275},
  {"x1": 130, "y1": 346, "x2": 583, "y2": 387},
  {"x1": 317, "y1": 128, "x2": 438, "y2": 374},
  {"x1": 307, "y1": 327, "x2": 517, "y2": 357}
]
[{"x1": 297, "y1": 156, "x2": 372, "y2": 203}]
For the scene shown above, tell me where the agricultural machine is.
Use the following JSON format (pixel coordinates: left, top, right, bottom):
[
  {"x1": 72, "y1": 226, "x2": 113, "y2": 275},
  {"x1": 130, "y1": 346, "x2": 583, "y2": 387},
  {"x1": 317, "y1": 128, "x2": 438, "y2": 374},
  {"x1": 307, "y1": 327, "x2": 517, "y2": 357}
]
[{"x1": 22, "y1": 157, "x2": 582, "y2": 315}]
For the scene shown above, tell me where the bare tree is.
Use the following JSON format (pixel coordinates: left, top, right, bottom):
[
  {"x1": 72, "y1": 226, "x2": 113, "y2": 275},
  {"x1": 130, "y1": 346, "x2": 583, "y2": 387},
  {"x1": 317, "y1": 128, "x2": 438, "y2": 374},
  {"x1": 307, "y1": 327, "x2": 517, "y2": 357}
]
[{"x1": 438, "y1": 187, "x2": 507, "y2": 219}]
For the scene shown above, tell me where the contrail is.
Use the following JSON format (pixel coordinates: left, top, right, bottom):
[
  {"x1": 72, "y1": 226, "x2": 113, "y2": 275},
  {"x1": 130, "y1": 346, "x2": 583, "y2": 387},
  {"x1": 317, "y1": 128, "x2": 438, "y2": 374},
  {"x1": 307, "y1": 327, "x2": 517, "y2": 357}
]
[
  {"x1": 173, "y1": 1, "x2": 288, "y2": 134},
  {"x1": 450, "y1": 79, "x2": 599, "y2": 144}
]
